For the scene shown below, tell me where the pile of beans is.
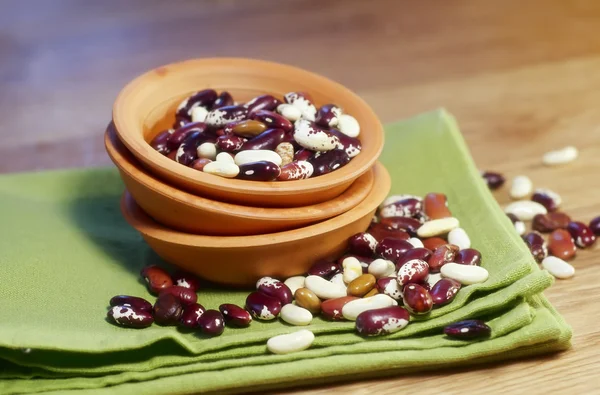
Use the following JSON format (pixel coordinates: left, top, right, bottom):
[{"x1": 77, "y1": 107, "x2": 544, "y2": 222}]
[
  {"x1": 148, "y1": 90, "x2": 362, "y2": 181},
  {"x1": 482, "y1": 146, "x2": 599, "y2": 280},
  {"x1": 107, "y1": 191, "x2": 493, "y2": 354}
]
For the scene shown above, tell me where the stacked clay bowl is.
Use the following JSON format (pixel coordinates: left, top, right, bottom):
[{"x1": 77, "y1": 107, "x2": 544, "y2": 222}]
[{"x1": 108, "y1": 58, "x2": 389, "y2": 286}]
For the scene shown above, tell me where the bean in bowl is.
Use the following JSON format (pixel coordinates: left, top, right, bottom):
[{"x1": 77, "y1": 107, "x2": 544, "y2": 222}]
[{"x1": 149, "y1": 90, "x2": 362, "y2": 181}]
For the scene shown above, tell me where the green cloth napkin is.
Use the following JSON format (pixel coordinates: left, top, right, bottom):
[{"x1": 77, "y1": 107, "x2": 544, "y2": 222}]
[{"x1": 0, "y1": 109, "x2": 571, "y2": 394}]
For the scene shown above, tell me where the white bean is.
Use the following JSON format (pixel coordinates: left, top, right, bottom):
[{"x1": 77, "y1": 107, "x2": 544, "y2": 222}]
[
  {"x1": 407, "y1": 237, "x2": 424, "y2": 248},
  {"x1": 304, "y1": 275, "x2": 347, "y2": 300},
  {"x1": 510, "y1": 175, "x2": 533, "y2": 199},
  {"x1": 368, "y1": 259, "x2": 396, "y2": 279},
  {"x1": 190, "y1": 106, "x2": 209, "y2": 123},
  {"x1": 342, "y1": 257, "x2": 363, "y2": 284},
  {"x1": 440, "y1": 263, "x2": 489, "y2": 285},
  {"x1": 216, "y1": 152, "x2": 235, "y2": 163},
  {"x1": 267, "y1": 329, "x2": 314, "y2": 354},
  {"x1": 542, "y1": 146, "x2": 578, "y2": 166},
  {"x1": 416, "y1": 217, "x2": 460, "y2": 238},
  {"x1": 542, "y1": 256, "x2": 575, "y2": 279},
  {"x1": 283, "y1": 276, "x2": 306, "y2": 295},
  {"x1": 341, "y1": 294, "x2": 396, "y2": 321},
  {"x1": 234, "y1": 150, "x2": 282, "y2": 166},
  {"x1": 196, "y1": 142, "x2": 217, "y2": 160},
  {"x1": 504, "y1": 201, "x2": 547, "y2": 221},
  {"x1": 202, "y1": 161, "x2": 239, "y2": 178},
  {"x1": 448, "y1": 228, "x2": 471, "y2": 249},
  {"x1": 337, "y1": 114, "x2": 360, "y2": 138},
  {"x1": 280, "y1": 304, "x2": 313, "y2": 326},
  {"x1": 277, "y1": 103, "x2": 302, "y2": 122}
]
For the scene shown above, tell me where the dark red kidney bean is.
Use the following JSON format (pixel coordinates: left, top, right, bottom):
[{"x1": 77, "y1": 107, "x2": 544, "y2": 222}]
[
  {"x1": 277, "y1": 160, "x2": 314, "y2": 181},
  {"x1": 219, "y1": 303, "x2": 252, "y2": 327},
  {"x1": 309, "y1": 149, "x2": 351, "y2": 177},
  {"x1": 367, "y1": 223, "x2": 410, "y2": 243},
  {"x1": 523, "y1": 231, "x2": 548, "y2": 263},
  {"x1": 140, "y1": 265, "x2": 173, "y2": 295},
  {"x1": 176, "y1": 131, "x2": 216, "y2": 165},
  {"x1": 172, "y1": 271, "x2": 201, "y2": 291},
  {"x1": 380, "y1": 198, "x2": 423, "y2": 219},
  {"x1": 402, "y1": 283, "x2": 433, "y2": 315},
  {"x1": 531, "y1": 190, "x2": 560, "y2": 212},
  {"x1": 444, "y1": 319, "x2": 491, "y2": 339},
  {"x1": 190, "y1": 158, "x2": 211, "y2": 171},
  {"x1": 167, "y1": 122, "x2": 207, "y2": 150},
  {"x1": 240, "y1": 128, "x2": 285, "y2": 151},
  {"x1": 427, "y1": 244, "x2": 459, "y2": 273},
  {"x1": 176, "y1": 89, "x2": 218, "y2": 119},
  {"x1": 173, "y1": 116, "x2": 190, "y2": 129},
  {"x1": 159, "y1": 286, "x2": 197, "y2": 305},
  {"x1": 237, "y1": 161, "x2": 281, "y2": 181},
  {"x1": 256, "y1": 277, "x2": 293, "y2": 305},
  {"x1": 532, "y1": 212, "x2": 571, "y2": 233},
  {"x1": 455, "y1": 248, "x2": 482, "y2": 266},
  {"x1": 245, "y1": 291, "x2": 282, "y2": 320},
  {"x1": 481, "y1": 171, "x2": 505, "y2": 190},
  {"x1": 356, "y1": 306, "x2": 410, "y2": 336},
  {"x1": 153, "y1": 293, "x2": 184, "y2": 326},
  {"x1": 109, "y1": 295, "x2": 152, "y2": 313},
  {"x1": 379, "y1": 217, "x2": 422, "y2": 236},
  {"x1": 211, "y1": 91, "x2": 234, "y2": 110},
  {"x1": 430, "y1": 278, "x2": 461, "y2": 306},
  {"x1": 250, "y1": 110, "x2": 293, "y2": 132},
  {"x1": 294, "y1": 148, "x2": 314, "y2": 162},
  {"x1": 198, "y1": 310, "x2": 225, "y2": 336},
  {"x1": 548, "y1": 229, "x2": 577, "y2": 260},
  {"x1": 205, "y1": 105, "x2": 248, "y2": 128},
  {"x1": 245, "y1": 94, "x2": 281, "y2": 114},
  {"x1": 567, "y1": 221, "x2": 596, "y2": 248},
  {"x1": 328, "y1": 128, "x2": 362, "y2": 158},
  {"x1": 423, "y1": 193, "x2": 452, "y2": 220},
  {"x1": 396, "y1": 259, "x2": 429, "y2": 286},
  {"x1": 179, "y1": 303, "x2": 206, "y2": 329},
  {"x1": 375, "y1": 238, "x2": 414, "y2": 262},
  {"x1": 321, "y1": 296, "x2": 359, "y2": 320},
  {"x1": 280, "y1": 131, "x2": 302, "y2": 151},
  {"x1": 348, "y1": 232, "x2": 378, "y2": 256},
  {"x1": 376, "y1": 277, "x2": 403, "y2": 300},
  {"x1": 167, "y1": 150, "x2": 178, "y2": 161},
  {"x1": 315, "y1": 104, "x2": 342, "y2": 127},
  {"x1": 395, "y1": 248, "x2": 433, "y2": 271},
  {"x1": 308, "y1": 259, "x2": 341, "y2": 279},
  {"x1": 107, "y1": 305, "x2": 154, "y2": 328},
  {"x1": 150, "y1": 130, "x2": 173, "y2": 155},
  {"x1": 590, "y1": 216, "x2": 600, "y2": 236},
  {"x1": 216, "y1": 134, "x2": 246, "y2": 152}
]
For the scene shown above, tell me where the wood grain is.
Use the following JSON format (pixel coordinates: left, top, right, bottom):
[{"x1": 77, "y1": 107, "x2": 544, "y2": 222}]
[{"x1": 1, "y1": 0, "x2": 599, "y2": 393}]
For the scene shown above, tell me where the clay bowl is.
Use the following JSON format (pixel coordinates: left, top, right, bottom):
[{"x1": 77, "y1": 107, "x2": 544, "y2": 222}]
[
  {"x1": 112, "y1": 57, "x2": 384, "y2": 207},
  {"x1": 105, "y1": 123, "x2": 375, "y2": 236},
  {"x1": 121, "y1": 162, "x2": 391, "y2": 287}
]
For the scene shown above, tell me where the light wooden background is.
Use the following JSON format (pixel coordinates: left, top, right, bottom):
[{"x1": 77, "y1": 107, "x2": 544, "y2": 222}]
[{"x1": 1, "y1": 0, "x2": 599, "y2": 393}]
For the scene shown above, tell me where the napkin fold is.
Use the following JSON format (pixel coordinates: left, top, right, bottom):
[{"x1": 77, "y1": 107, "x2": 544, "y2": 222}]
[{"x1": 0, "y1": 109, "x2": 571, "y2": 394}]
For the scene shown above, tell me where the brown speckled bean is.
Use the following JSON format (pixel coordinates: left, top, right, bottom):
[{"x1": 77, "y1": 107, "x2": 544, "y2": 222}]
[
  {"x1": 523, "y1": 231, "x2": 548, "y2": 263},
  {"x1": 275, "y1": 142, "x2": 295, "y2": 166},
  {"x1": 256, "y1": 277, "x2": 293, "y2": 305},
  {"x1": 109, "y1": 295, "x2": 152, "y2": 313},
  {"x1": 219, "y1": 303, "x2": 252, "y2": 327},
  {"x1": 140, "y1": 265, "x2": 173, "y2": 295},
  {"x1": 355, "y1": 306, "x2": 410, "y2": 336},
  {"x1": 427, "y1": 244, "x2": 459, "y2": 273},
  {"x1": 402, "y1": 283, "x2": 433, "y2": 315},
  {"x1": 245, "y1": 291, "x2": 282, "y2": 320},
  {"x1": 548, "y1": 229, "x2": 577, "y2": 260},
  {"x1": 107, "y1": 305, "x2": 154, "y2": 329},
  {"x1": 567, "y1": 221, "x2": 596, "y2": 248}
]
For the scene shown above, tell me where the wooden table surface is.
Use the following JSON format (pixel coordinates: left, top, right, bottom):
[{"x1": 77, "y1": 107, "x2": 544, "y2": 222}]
[{"x1": 2, "y1": 0, "x2": 599, "y2": 393}]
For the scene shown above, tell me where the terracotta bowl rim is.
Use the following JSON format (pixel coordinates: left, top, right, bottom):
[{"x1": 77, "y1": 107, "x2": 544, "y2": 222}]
[
  {"x1": 112, "y1": 57, "x2": 384, "y2": 196},
  {"x1": 121, "y1": 162, "x2": 391, "y2": 248},
  {"x1": 105, "y1": 125, "x2": 375, "y2": 221}
]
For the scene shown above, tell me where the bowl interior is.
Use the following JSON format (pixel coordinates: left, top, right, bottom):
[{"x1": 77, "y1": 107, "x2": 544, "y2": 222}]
[{"x1": 113, "y1": 58, "x2": 384, "y2": 197}]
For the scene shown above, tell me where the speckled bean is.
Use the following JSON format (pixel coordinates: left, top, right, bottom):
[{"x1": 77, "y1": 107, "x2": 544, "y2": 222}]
[
  {"x1": 348, "y1": 232, "x2": 378, "y2": 256},
  {"x1": 308, "y1": 149, "x2": 351, "y2": 177},
  {"x1": 176, "y1": 89, "x2": 217, "y2": 120},
  {"x1": 455, "y1": 248, "x2": 482, "y2": 266},
  {"x1": 532, "y1": 212, "x2": 571, "y2": 233},
  {"x1": 198, "y1": 310, "x2": 225, "y2": 336},
  {"x1": 216, "y1": 134, "x2": 246, "y2": 152},
  {"x1": 320, "y1": 296, "x2": 359, "y2": 320},
  {"x1": 427, "y1": 244, "x2": 459, "y2": 273},
  {"x1": 375, "y1": 238, "x2": 413, "y2": 262},
  {"x1": 276, "y1": 103, "x2": 302, "y2": 122},
  {"x1": 256, "y1": 276, "x2": 293, "y2": 305},
  {"x1": 284, "y1": 92, "x2": 317, "y2": 121},
  {"x1": 395, "y1": 247, "x2": 433, "y2": 270},
  {"x1": 531, "y1": 188, "x2": 561, "y2": 212},
  {"x1": 590, "y1": 216, "x2": 600, "y2": 236},
  {"x1": 379, "y1": 217, "x2": 422, "y2": 236},
  {"x1": 315, "y1": 104, "x2": 342, "y2": 128},
  {"x1": 402, "y1": 283, "x2": 433, "y2": 315},
  {"x1": 172, "y1": 271, "x2": 201, "y2": 292},
  {"x1": 153, "y1": 293, "x2": 184, "y2": 326},
  {"x1": 356, "y1": 306, "x2": 410, "y2": 336},
  {"x1": 240, "y1": 128, "x2": 285, "y2": 151},
  {"x1": 293, "y1": 119, "x2": 339, "y2": 152},
  {"x1": 444, "y1": 320, "x2": 491, "y2": 339},
  {"x1": 150, "y1": 130, "x2": 173, "y2": 155},
  {"x1": 109, "y1": 295, "x2": 152, "y2": 313},
  {"x1": 237, "y1": 161, "x2": 281, "y2": 181},
  {"x1": 548, "y1": 229, "x2": 577, "y2": 260},
  {"x1": 308, "y1": 260, "x2": 341, "y2": 279},
  {"x1": 211, "y1": 91, "x2": 234, "y2": 110},
  {"x1": 277, "y1": 160, "x2": 314, "y2": 181},
  {"x1": 430, "y1": 278, "x2": 461, "y2": 306},
  {"x1": 219, "y1": 303, "x2": 252, "y2": 327},
  {"x1": 376, "y1": 277, "x2": 403, "y2": 301},
  {"x1": 397, "y1": 259, "x2": 430, "y2": 286},
  {"x1": 245, "y1": 291, "x2": 282, "y2": 320},
  {"x1": 205, "y1": 105, "x2": 248, "y2": 128},
  {"x1": 251, "y1": 110, "x2": 293, "y2": 132},
  {"x1": 158, "y1": 286, "x2": 197, "y2": 305},
  {"x1": 107, "y1": 305, "x2": 154, "y2": 328},
  {"x1": 245, "y1": 94, "x2": 280, "y2": 114},
  {"x1": 523, "y1": 231, "x2": 548, "y2": 263},
  {"x1": 380, "y1": 197, "x2": 423, "y2": 219},
  {"x1": 328, "y1": 128, "x2": 362, "y2": 158},
  {"x1": 567, "y1": 221, "x2": 596, "y2": 248},
  {"x1": 179, "y1": 303, "x2": 206, "y2": 329}
]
